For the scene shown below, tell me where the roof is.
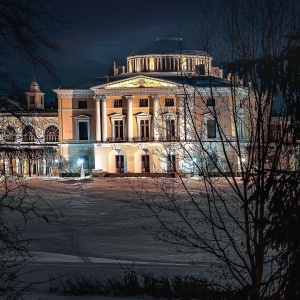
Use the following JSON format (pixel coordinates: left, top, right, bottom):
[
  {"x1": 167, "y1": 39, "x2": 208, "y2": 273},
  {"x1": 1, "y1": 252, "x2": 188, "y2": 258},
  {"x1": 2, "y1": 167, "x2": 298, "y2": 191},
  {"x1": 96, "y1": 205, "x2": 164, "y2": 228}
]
[{"x1": 129, "y1": 37, "x2": 208, "y2": 57}]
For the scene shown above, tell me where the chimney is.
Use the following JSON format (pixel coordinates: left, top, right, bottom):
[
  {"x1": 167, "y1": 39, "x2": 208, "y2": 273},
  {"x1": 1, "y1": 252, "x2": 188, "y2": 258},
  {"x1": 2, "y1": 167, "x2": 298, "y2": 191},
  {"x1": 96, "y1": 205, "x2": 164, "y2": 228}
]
[
  {"x1": 117, "y1": 66, "x2": 125, "y2": 74},
  {"x1": 109, "y1": 62, "x2": 117, "y2": 76}
]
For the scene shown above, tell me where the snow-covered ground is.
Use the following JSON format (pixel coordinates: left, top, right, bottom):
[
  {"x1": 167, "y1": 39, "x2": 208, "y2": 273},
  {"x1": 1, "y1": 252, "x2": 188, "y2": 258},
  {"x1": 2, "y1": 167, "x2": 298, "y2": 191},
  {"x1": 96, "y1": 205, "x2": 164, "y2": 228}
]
[{"x1": 13, "y1": 177, "x2": 215, "y2": 299}]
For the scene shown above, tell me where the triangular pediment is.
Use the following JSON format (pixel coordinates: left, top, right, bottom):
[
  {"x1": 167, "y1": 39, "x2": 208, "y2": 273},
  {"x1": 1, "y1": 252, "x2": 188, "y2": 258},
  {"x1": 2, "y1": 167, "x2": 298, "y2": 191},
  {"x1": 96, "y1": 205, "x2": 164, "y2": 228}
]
[{"x1": 92, "y1": 75, "x2": 178, "y2": 90}]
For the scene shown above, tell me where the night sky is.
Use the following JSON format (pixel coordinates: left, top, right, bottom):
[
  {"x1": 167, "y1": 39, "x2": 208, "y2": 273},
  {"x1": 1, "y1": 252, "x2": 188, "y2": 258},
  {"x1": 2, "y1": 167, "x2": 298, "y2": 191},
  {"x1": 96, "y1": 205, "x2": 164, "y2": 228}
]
[{"x1": 24, "y1": 0, "x2": 206, "y2": 102}]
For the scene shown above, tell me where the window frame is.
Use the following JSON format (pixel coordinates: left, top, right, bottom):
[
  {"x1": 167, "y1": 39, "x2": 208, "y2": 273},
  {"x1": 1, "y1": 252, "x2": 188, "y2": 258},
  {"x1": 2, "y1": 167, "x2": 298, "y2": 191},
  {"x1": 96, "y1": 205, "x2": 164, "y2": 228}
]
[
  {"x1": 206, "y1": 119, "x2": 217, "y2": 139},
  {"x1": 75, "y1": 115, "x2": 91, "y2": 142},
  {"x1": 139, "y1": 98, "x2": 148, "y2": 107},
  {"x1": 78, "y1": 100, "x2": 88, "y2": 109},
  {"x1": 165, "y1": 98, "x2": 174, "y2": 107},
  {"x1": 114, "y1": 99, "x2": 123, "y2": 108}
]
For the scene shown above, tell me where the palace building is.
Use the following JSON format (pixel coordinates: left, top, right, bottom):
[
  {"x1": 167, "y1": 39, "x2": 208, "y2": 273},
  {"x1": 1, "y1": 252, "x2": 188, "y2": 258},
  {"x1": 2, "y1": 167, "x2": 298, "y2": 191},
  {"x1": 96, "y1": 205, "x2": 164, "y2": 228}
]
[
  {"x1": 53, "y1": 37, "x2": 239, "y2": 176},
  {"x1": 0, "y1": 37, "x2": 248, "y2": 176}
]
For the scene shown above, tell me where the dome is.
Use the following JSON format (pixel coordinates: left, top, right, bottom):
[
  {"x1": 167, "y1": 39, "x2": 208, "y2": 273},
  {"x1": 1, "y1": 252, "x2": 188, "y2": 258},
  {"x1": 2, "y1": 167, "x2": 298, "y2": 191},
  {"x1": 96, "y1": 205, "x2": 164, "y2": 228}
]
[
  {"x1": 29, "y1": 79, "x2": 41, "y2": 92},
  {"x1": 130, "y1": 37, "x2": 207, "y2": 56},
  {"x1": 127, "y1": 37, "x2": 211, "y2": 74}
]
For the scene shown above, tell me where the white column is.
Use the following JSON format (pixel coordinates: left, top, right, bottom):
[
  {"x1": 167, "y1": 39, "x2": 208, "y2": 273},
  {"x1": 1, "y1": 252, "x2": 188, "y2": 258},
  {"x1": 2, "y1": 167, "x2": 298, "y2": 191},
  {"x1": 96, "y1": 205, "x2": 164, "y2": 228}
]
[
  {"x1": 95, "y1": 97, "x2": 101, "y2": 142},
  {"x1": 101, "y1": 98, "x2": 107, "y2": 142},
  {"x1": 126, "y1": 96, "x2": 133, "y2": 141},
  {"x1": 152, "y1": 95, "x2": 159, "y2": 141}
]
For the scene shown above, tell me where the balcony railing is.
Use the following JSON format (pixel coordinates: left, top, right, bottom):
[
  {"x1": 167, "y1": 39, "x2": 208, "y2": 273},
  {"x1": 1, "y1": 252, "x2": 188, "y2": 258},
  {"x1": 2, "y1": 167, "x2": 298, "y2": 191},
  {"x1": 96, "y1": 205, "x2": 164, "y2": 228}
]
[
  {"x1": 106, "y1": 137, "x2": 128, "y2": 143},
  {"x1": 132, "y1": 137, "x2": 154, "y2": 142}
]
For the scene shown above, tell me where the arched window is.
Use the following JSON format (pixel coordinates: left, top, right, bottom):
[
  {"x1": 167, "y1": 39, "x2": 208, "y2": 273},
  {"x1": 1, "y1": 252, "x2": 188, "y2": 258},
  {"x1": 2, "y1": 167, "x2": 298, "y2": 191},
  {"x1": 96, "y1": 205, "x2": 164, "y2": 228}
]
[
  {"x1": 22, "y1": 125, "x2": 35, "y2": 142},
  {"x1": 45, "y1": 125, "x2": 59, "y2": 142},
  {"x1": 4, "y1": 126, "x2": 16, "y2": 142}
]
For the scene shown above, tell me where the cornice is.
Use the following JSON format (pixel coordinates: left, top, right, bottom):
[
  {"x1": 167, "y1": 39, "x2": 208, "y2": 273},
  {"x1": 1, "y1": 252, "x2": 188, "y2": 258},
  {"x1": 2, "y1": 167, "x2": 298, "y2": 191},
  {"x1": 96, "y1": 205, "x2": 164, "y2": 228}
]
[
  {"x1": 93, "y1": 87, "x2": 182, "y2": 97},
  {"x1": 53, "y1": 89, "x2": 94, "y2": 98}
]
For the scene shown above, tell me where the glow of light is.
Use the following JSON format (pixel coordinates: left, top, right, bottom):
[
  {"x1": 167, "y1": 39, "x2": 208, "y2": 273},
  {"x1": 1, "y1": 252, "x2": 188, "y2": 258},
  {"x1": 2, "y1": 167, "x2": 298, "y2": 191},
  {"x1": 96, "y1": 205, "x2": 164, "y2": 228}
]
[{"x1": 77, "y1": 158, "x2": 83, "y2": 166}]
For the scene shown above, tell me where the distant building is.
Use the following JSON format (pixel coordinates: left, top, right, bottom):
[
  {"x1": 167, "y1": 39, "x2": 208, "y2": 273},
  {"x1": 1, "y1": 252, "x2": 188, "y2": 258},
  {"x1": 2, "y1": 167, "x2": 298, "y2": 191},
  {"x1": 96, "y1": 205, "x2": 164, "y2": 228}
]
[{"x1": 0, "y1": 80, "x2": 58, "y2": 176}]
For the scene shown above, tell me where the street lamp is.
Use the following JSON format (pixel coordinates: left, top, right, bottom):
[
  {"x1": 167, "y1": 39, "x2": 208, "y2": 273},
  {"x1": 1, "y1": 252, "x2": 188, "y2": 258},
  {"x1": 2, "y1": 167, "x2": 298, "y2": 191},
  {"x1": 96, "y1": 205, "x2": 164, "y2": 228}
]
[{"x1": 77, "y1": 158, "x2": 85, "y2": 179}]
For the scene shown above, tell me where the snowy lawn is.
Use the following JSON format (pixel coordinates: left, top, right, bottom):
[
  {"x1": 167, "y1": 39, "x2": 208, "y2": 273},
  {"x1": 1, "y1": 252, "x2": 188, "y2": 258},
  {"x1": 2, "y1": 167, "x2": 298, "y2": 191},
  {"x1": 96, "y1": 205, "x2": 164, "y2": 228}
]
[{"x1": 13, "y1": 177, "x2": 222, "y2": 298}]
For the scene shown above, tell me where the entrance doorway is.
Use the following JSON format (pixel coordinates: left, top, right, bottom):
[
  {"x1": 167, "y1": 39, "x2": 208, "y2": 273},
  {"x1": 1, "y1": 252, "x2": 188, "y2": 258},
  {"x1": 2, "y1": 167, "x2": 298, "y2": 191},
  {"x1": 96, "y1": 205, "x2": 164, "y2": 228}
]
[
  {"x1": 141, "y1": 155, "x2": 150, "y2": 173},
  {"x1": 115, "y1": 155, "x2": 124, "y2": 173}
]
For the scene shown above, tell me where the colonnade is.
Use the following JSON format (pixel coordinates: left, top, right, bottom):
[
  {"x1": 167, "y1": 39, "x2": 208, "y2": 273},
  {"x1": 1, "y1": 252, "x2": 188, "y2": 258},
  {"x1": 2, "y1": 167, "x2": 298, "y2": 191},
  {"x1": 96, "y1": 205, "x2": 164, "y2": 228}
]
[
  {"x1": 127, "y1": 56, "x2": 209, "y2": 73},
  {"x1": 94, "y1": 95, "x2": 160, "y2": 143}
]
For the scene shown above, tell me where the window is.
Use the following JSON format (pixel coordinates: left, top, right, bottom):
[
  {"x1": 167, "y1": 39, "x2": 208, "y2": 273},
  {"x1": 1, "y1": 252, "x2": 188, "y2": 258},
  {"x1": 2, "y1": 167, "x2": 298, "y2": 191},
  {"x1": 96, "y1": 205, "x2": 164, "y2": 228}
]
[
  {"x1": 116, "y1": 155, "x2": 124, "y2": 173},
  {"x1": 140, "y1": 120, "x2": 149, "y2": 140},
  {"x1": 167, "y1": 155, "x2": 176, "y2": 172},
  {"x1": 166, "y1": 119, "x2": 176, "y2": 140},
  {"x1": 115, "y1": 120, "x2": 124, "y2": 140},
  {"x1": 22, "y1": 125, "x2": 35, "y2": 142},
  {"x1": 270, "y1": 124, "x2": 281, "y2": 142},
  {"x1": 114, "y1": 99, "x2": 123, "y2": 107},
  {"x1": 4, "y1": 126, "x2": 16, "y2": 142},
  {"x1": 78, "y1": 101, "x2": 87, "y2": 109},
  {"x1": 29, "y1": 96, "x2": 35, "y2": 106},
  {"x1": 165, "y1": 98, "x2": 174, "y2": 107},
  {"x1": 45, "y1": 125, "x2": 59, "y2": 142},
  {"x1": 78, "y1": 122, "x2": 88, "y2": 140},
  {"x1": 141, "y1": 155, "x2": 150, "y2": 172},
  {"x1": 207, "y1": 98, "x2": 215, "y2": 106},
  {"x1": 207, "y1": 119, "x2": 216, "y2": 138},
  {"x1": 139, "y1": 99, "x2": 148, "y2": 107}
]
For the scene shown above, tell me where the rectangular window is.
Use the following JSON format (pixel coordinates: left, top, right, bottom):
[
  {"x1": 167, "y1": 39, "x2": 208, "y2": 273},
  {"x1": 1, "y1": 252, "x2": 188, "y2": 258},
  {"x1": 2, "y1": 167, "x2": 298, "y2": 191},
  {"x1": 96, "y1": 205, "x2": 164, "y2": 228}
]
[
  {"x1": 78, "y1": 101, "x2": 87, "y2": 109},
  {"x1": 207, "y1": 119, "x2": 216, "y2": 138},
  {"x1": 165, "y1": 98, "x2": 174, "y2": 107},
  {"x1": 29, "y1": 96, "x2": 35, "y2": 106},
  {"x1": 116, "y1": 155, "x2": 124, "y2": 173},
  {"x1": 115, "y1": 120, "x2": 124, "y2": 140},
  {"x1": 167, "y1": 155, "x2": 176, "y2": 172},
  {"x1": 166, "y1": 119, "x2": 176, "y2": 139},
  {"x1": 207, "y1": 98, "x2": 215, "y2": 106},
  {"x1": 114, "y1": 99, "x2": 123, "y2": 107},
  {"x1": 139, "y1": 99, "x2": 148, "y2": 107},
  {"x1": 270, "y1": 124, "x2": 281, "y2": 142},
  {"x1": 140, "y1": 120, "x2": 149, "y2": 140},
  {"x1": 141, "y1": 155, "x2": 150, "y2": 173},
  {"x1": 78, "y1": 121, "x2": 88, "y2": 140}
]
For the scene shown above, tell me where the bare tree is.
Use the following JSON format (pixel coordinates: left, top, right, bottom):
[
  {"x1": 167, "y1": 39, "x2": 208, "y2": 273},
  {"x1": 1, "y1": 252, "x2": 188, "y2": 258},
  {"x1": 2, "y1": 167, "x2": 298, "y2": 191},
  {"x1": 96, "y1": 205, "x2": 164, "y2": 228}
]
[
  {"x1": 0, "y1": 1, "x2": 60, "y2": 298},
  {"x1": 132, "y1": 1, "x2": 300, "y2": 299}
]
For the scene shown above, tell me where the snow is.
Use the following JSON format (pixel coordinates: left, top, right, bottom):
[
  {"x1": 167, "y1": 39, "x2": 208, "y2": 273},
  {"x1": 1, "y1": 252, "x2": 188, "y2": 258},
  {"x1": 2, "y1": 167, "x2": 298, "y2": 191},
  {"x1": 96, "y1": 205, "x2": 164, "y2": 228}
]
[{"x1": 12, "y1": 177, "x2": 214, "y2": 299}]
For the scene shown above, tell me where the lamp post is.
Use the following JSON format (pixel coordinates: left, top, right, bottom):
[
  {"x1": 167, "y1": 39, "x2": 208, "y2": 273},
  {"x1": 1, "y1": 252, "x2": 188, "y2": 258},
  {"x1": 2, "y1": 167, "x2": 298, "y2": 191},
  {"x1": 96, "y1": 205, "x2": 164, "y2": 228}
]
[{"x1": 77, "y1": 158, "x2": 85, "y2": 179}]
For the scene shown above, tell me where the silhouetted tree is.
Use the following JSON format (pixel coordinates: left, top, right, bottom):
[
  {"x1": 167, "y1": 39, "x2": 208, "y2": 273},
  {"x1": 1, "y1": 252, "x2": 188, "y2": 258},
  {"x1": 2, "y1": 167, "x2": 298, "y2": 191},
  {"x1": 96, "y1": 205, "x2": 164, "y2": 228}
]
[
  {"x1": 133, "y1": 1, "x2": 300, "y2": 299},
  {"x1": 0, "y1": 1, "x2": 59, "y2": 298}
]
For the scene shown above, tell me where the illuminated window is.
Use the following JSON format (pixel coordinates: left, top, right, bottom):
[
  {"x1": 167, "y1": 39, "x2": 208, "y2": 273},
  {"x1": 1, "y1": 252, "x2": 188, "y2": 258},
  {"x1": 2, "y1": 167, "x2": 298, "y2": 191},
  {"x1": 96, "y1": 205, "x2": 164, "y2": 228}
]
[
  {"x1": 22, "y1": 125, "x2": 35, "y2": 142},
  {"x1": 45, "y1": 125, "x2": 59, "y2": 142},
  {"x1": 139, "y1": 99, "x2": 148, "y2": 107},
  {"x1": 4, "y1": 126, "x2": 16, "y2": 142}
]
